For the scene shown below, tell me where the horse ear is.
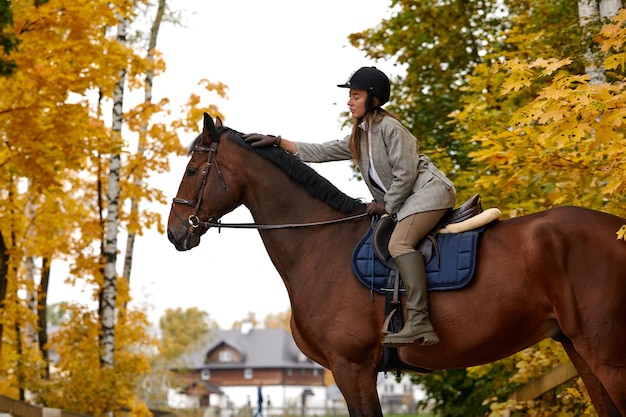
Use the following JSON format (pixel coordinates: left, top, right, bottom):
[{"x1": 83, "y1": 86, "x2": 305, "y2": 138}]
[
  {"x1": 215, "y1": 116, "x2": 223, "y2": 127},
  {"x1": 202, "y1": 112, "x2": 216, "y2": 140}
]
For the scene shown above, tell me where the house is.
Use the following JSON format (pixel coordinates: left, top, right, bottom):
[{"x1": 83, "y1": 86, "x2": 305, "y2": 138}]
[
  {"x1": 170, "y1": 323, "x2": 426, "y2": 415},
  {"x1": 169, "y1": 324, "x2": 327, "y2": 416}
]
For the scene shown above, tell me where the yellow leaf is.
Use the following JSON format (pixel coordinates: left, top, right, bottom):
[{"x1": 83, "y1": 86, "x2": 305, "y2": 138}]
[
  {"x1": 531, "y1": 58, "x2": 573, "y2": 75},
  {"x1": 604, "y1": 53, "x2": 626, "y2": 71},
  {"x1": 603, "y1": 176, "x2": 625, "y2": 195},
  {"x1": 501, "y1": 59, "x2": 536, "y2": 94},
  {"x1": 537, "y1": 106, "x2": 568, "y2": 124},
  {"x1": 617, "y1": 225, "x2": 626, "y2": 241}
]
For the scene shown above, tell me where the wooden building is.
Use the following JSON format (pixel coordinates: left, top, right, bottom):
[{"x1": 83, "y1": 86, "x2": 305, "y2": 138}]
[{"x1": 169, "y1": 326, "x2": 327, "y2": 415}]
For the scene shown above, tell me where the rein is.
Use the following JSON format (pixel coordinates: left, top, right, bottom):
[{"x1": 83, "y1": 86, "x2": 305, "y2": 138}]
[{"x1": 186, "y1": 212, "x2": 369, "y2": 232}]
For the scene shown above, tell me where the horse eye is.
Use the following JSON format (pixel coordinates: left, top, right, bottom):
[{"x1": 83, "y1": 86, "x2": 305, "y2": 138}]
[{"x1": 186, "y1": 167, "x2": 198, "y2": 176}]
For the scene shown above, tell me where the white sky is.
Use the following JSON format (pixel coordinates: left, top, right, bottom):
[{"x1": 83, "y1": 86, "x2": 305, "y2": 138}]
[{"x1": 48, "y1": 0, "x2": 400, "y2": 329}]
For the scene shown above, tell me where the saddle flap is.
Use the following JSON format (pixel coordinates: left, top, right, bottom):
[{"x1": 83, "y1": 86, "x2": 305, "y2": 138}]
[{"x1": 372, "y1": 215, "x2": 396, "y2": 266}]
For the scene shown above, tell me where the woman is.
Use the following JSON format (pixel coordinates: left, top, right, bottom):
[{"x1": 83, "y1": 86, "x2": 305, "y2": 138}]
[{"x1": 244, "y1": 67, "x2": 456, "y2": 347}]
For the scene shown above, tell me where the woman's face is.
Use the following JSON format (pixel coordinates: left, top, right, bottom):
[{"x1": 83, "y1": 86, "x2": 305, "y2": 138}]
[{"x1": 347, "y1": 88, "x2": 368, "y2": 119}]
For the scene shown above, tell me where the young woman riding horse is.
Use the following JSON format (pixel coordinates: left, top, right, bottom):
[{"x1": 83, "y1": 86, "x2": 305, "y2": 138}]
[
  {"x1": 244, "y1": 67, "x2": 456, "y2": 347},
  {"x1": 168, "y1": 97, "x2": 626, "y2": 416}
]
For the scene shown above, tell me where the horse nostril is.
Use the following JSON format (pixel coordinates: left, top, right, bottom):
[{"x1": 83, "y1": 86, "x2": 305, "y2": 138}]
[{"x1": 167, "y1": 229, "x2": 175, "y2": 243}]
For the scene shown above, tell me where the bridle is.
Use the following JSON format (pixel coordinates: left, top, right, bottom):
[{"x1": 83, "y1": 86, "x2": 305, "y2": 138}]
[
  {"x1": 171, "y1": 131, "x2": 368, "y2": 232},
  {"x1": 171, "y1": 134, "x2": 227, "y2": 231}
]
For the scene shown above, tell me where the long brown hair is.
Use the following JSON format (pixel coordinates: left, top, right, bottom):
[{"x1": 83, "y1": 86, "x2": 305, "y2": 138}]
[{"x1": 348, "y1": 106, "x2": 400, "y2": 166}]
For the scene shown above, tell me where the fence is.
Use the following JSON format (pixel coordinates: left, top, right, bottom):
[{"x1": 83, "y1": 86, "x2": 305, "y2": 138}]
[{"x1": 0, "y1": 395, "x2": 91, "y2": 417}]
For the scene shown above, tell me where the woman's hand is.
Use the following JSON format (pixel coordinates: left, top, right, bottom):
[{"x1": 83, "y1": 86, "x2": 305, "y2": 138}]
[
  {"x1": 366, "y1": 201, "x2": 387, "y2": 216},
  {"x1": 243, "y1": 133, "x2": 281, "y2": 148}
]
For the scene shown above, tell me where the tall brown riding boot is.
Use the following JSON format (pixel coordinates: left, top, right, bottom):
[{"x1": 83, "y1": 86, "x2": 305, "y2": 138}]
[{"x1": 382, "y1": 251, "x2": 439, "y2": 347}]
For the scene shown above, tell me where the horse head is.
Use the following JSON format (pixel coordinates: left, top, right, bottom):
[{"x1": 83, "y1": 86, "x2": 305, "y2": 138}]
[{"x1": 167, "y1": 113, "x2": 242, "y2": 251}]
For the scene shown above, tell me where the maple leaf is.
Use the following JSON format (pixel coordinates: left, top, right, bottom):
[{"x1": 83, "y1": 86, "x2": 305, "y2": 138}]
[
  {"x1": 604, "y1": 53, "x2": 626, "y2": 71},
  {"x1": 535, "y1": 58, "x2": 573, "y2": 75}
]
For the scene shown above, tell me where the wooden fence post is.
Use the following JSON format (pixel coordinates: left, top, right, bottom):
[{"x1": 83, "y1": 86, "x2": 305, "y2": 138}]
[{"x1": 511, "y1": 361, "x2": 579, "y2": 401}]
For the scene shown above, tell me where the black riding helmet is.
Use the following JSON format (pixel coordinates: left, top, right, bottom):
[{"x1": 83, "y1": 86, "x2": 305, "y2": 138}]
[{"x1": 337, "y1": 67, "x2": 391, "y2": 112}]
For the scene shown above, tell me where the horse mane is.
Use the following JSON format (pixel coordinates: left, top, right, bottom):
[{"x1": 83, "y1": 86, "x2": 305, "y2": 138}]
[{"x1": 209, "y1": 128, "x2": 363, "y2": 215}]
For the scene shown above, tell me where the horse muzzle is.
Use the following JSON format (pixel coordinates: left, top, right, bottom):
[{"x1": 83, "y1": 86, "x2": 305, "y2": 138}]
[{"x1": 167, "y1": 227, "x2": 201, "y2": 251}]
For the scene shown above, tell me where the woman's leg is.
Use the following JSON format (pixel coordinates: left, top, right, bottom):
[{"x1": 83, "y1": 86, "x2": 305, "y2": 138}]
[
  {"x1": 388, "y1": 210, "x2": 447, "y2": 258},
  {"x1": 384, "y1": 209, "x2": 447, "y2": 347}
]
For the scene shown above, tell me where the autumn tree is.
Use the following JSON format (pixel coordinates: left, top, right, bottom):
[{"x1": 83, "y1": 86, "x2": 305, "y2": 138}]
[
  {"x1": 1, "y1": 0, "x2": 120, "y2": 399},
  {"x1": 44, "y1": 301, "x2": 155, "y2": 417},
  {"x1": 348, "y1": 0, "x2": 512, "y2": 180},
  {"x1": 136, "y1": 307, "x2": 217, "y2": 408},
  {"x1": 159, "y1": 307, "x2": 216, "y2": 361},
  {"x1": 0, "y1": 0, "x2": 216, "y2": 411}
]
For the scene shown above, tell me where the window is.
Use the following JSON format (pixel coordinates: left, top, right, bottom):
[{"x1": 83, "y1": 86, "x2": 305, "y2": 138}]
[
  {"x1": 219, "y1": 350, "x2": 233, "y2": 362},
  {"x1": 244, "y1": 368, "x2": 254, "y2": 379},
  {"x1": 201, "y1": 369, "x2": 211, "y2": 380}
]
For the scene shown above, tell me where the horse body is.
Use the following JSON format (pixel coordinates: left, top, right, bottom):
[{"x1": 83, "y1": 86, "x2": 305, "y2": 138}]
[{"x1": 168, "y1": 114, "x2": 626, "y2": 417}]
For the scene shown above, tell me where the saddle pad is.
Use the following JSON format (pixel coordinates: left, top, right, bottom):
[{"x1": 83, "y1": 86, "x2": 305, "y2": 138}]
[{"x1": 352, "y1": 226, "x2": 485, "y2": 294}]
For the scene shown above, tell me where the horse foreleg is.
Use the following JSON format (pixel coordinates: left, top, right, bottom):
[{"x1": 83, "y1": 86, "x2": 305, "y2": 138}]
[
  {"x1": 331, "y1": 358, "x2": 383, "y2": 417},
  {"x1": 561, "y1": 337, "x2": 623, "y2": 417}
]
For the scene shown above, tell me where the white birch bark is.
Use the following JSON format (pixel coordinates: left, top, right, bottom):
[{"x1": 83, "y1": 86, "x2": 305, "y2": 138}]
[
  {"x1": 599, "y1": 0, "x2": 623, "y2": 19},
  {"x1": 101, "y1": 17, "x2": 128, "y2": 368},
  {"x1": 578, "y1": 0, "x2": 623, "y2": 84},
  {"x1": 578, "y1": 0, "x2": 606, "y2": 84}
]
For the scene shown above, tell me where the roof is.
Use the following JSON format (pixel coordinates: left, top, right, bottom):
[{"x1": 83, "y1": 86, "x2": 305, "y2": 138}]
[
  {"x1": 183, "y1": 379, "x2": 224, "y2": 395},
  {"x1": 181, "y1": 328, "x2": 324, "y2": 371}
]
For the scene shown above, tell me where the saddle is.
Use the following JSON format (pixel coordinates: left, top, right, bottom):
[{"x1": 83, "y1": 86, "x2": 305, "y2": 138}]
[{"x1": 372, "y1": 194, "x2": 483, "y2": 267}]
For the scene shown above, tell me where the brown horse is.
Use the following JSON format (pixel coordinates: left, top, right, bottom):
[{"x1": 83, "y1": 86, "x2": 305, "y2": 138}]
[{"x1": 167, "y1": 113, "x2": 626, "y2": 417}]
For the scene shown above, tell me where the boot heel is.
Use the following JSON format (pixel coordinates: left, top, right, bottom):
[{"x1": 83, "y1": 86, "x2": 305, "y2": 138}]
[{"x1": 417, "y1": 332, "x2": 439, "y2": 346}]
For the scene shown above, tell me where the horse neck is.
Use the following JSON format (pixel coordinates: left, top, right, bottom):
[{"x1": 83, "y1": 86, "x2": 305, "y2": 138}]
[
  {"x1": 235, "y1": 151, "x2": 364, "y2": 282},
  {"x1": 242, "y1": 162, "x2": 341, "y2": 229}
]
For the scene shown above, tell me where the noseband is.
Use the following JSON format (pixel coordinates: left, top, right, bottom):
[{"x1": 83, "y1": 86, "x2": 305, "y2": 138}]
[{"x1": 171, "y1": 133, "x2": 368, "y2": 232}]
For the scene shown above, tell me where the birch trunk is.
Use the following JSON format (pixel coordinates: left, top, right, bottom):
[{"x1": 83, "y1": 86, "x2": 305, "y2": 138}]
[
  {"x1": 578, "y1": 0, "x2": 623, "y2": 84},
  {"x1": 100, "y1": 17, "x2": 128, "y2": 368},
  {"x1": 578, "y1": 0, "x2": 606, "y2": 84},
  {"x1": 599, "y1": 0, "x2": 623, "y2": 19}
]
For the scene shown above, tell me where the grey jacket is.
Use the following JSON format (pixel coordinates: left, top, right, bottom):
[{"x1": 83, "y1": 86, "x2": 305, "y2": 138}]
[{"x1": 295, "y1": 115, "x2": 456, "y2": 221}]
